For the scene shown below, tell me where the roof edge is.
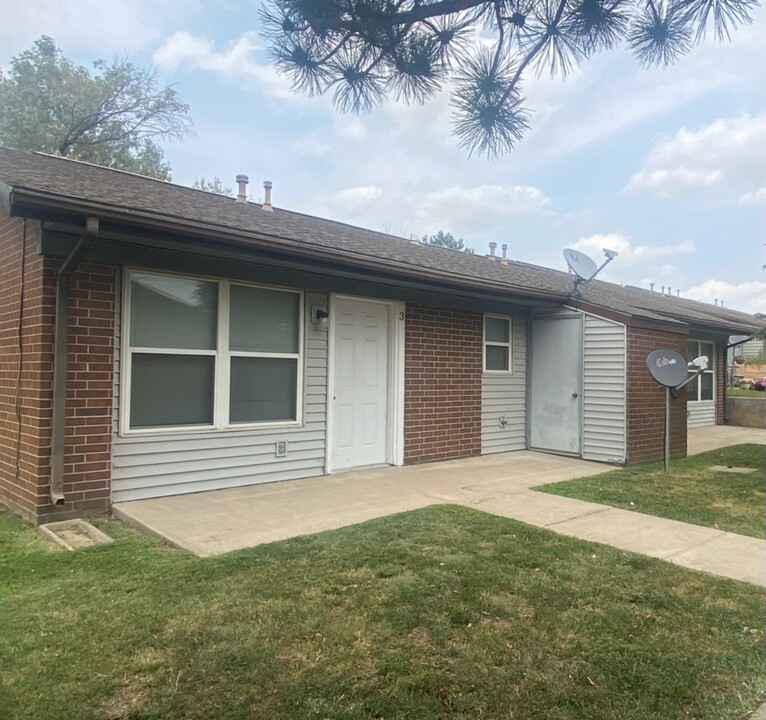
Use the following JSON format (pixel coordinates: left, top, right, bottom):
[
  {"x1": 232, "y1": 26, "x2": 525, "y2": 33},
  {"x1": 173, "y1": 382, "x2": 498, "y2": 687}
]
[{"x1": 11, "y1": 186, "x2": 570, "y2": 304}]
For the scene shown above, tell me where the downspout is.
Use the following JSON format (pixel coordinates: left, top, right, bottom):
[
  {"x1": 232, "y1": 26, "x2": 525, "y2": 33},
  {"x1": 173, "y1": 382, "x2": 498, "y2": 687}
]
[
  {"x1": 723, "y1": 336, "x2": 754, "y2": 424},
  {"x1": 49, "y1": 217, "x2": 99, "y2": 506}
]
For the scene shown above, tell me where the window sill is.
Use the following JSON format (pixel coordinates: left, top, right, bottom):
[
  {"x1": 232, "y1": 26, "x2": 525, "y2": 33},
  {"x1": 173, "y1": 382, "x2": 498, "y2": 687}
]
[{"x1": 119, "y1": 420, "x2": 303, "y2": 438}]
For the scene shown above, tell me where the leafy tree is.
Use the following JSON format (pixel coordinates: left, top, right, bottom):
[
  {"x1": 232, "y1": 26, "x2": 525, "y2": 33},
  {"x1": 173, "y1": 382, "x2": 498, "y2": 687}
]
[
  {"x1": 261, "y1": 0, "x2": 757, "y2": 157},
  {"x1": 421, "y1": 230, "x2": 475, "y2": 253},
  {"x1": 193, "y1": 176, "x2": 234, "y2": 196},
  {"x1": 0, "y1": 36, "x2": 192, "y2": 180}
]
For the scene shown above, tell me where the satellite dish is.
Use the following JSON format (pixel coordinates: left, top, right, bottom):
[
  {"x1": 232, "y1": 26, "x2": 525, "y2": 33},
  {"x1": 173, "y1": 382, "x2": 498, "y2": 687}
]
[
  {"x1": 646, "y1": 349, "x2": 688, "y2": 388},
  {"x1": 563, "y1": 247, "x2": 619, "y2": 296},
  {"x1": 563, "y1": 248, "x2": 597, "y2": 281}
]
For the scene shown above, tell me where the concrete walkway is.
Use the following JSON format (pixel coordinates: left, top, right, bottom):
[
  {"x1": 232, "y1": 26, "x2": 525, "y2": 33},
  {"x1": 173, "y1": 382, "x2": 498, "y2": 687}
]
[
  {"x1": 114, "y1": 426, "x2": 766, "y2": 586},
  {"x1": 688, "y1": 425, "x2": 765, "y2": 455}
]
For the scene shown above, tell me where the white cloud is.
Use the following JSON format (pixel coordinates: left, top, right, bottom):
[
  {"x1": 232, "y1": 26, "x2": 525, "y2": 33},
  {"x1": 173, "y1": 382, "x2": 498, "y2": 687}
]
[
  {"x1": 422, "y1": 184, "x2": 551, "y2": 216},
  {"x1": 292, "y1": 132, "x2": 332, "y2": 158},
  {"x1": 153, "y1": 31, "x2": 294, "y2": 100},
  {"x1": 392, "y1": 183, "x2": 553, "y2": 240},
  {"x1": 624, "y1": 113, "x2": 766, "y2": 198},
  {"x1": 538, "y1": 7, "x2": 766, "y2": 159},
  {"x1": 739, "y1": 188, "x2": 766, "y2": 206},
  {"x1": 572, "y1": 233, "x2": 695, "y2": 266},
  {"x1": 333, "y1": 117, "x2": 368, "y2": 142},
  {"x1": 305, "y1": 177, "x2": 554, "y2": 249},
  {"x1": 331, "y1": 185, "x2": 383, "y2": 210},
  {"x1": 659, "y1": 264, "x2": 676, "y2": 278},
  {"x1": 0, "y1": 0, "x2": 197, "y2": 58},
  {"x1": 625, "y1": 168, "x2": 723, "y2": 194},
  {"x1": 684, "y1": 279, "x2": 766, "y2": 314}
]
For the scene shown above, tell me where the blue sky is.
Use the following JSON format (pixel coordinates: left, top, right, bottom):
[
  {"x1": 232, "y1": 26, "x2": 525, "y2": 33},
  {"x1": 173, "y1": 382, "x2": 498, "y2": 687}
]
[{"x1": 2, "y1": 0, "x2": 765, "y2": 313}]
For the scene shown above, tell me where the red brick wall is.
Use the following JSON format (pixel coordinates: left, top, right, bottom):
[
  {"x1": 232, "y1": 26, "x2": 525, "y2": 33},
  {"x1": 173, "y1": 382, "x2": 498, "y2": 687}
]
[
  {"x1": 0, "y1": 205, "x2": 115, "y2": 523},
  {"x1": 404, "y1": 304, "x2": 482, "y2": 464},
  {"x1": 626, "y1": 326, "x2": 688, "y2": 464},
  {"x1": 57, "y1": 261, "x2": 116, "y2": 521},
  {"x1": 0, "y1": 214, "x2": 50, "y2": 521}
]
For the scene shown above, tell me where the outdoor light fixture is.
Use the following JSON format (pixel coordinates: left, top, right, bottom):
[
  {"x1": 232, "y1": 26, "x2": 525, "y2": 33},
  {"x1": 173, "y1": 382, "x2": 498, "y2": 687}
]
[{"x1": 311, "y1": 306, "x2": 329, "y2": 327}]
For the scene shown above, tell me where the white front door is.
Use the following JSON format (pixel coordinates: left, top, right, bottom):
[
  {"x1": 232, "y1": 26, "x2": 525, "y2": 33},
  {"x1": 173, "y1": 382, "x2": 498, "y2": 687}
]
[
  {"x1": 529, "y1": 315, "x2": 583, "y2": 455},
  {"x1": 331, "y1": 298, "x2": 390, "y2": 470}
]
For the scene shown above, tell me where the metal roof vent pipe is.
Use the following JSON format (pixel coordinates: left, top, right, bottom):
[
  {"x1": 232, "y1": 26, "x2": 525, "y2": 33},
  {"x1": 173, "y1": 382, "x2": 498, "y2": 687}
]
[
  {"x1": 661, "y1": 286, "x2": 665, "y2": 294},
  {"x1": 236, "y1": 174, "x2": 248, "y2": 203},
  {"x1": 501, "y1": 243, "x2": 508, "y2": 264},
  {"x1": 649, "y1": 282, "x2": 655, "y2": 291},
  {"x1": 676, "y1": 290, "x2": 680, "y2": 297},
  {"x1": 262, "y1": 180, "x2": 273, "y2": 212},
  {"x1": 488, "y1": 241, "x2": 497, "y2": 259}
]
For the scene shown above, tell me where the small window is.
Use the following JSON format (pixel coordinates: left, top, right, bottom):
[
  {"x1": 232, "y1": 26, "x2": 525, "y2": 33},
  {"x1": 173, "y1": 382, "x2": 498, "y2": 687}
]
[{"x1": 484, "y1": 315, "x2": 512, "y2": 373}]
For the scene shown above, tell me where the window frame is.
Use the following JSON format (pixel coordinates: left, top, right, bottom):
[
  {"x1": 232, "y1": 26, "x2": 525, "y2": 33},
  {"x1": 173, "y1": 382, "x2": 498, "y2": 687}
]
[
  {"x1": 121, "y1": 268, "x2": 304, "y2": 436},
  {"x1": 685, "y1": 339, "x2": 715, "y2": 403},
  {"x1": 483, "y1": 314, "x2": 513, "y2": 374}
]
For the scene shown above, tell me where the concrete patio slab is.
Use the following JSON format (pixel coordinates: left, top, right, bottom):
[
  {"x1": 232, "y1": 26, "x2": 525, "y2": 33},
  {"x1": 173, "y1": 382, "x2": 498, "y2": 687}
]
[
  {"x1": 687, "y1": 425, "x2": 765, "y2": 455},
  {"x1": 113, "y1": 435, "x2": 766, "y2": 587},
  {"x1": 114, "y1": 451, "x2": 613, "y2": 556},
  {"x1": 114, "y1": 471, "x2": 436, "y2": 556}
]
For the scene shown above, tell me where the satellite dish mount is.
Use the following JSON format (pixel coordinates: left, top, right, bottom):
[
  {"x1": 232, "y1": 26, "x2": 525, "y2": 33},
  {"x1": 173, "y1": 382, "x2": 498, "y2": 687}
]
[
  {"x1": 563, "y1": 248, "x2": 618, "y2": 297},
  {"x1": 645, "y1": 349, "x2": 710, "y2": 473}
]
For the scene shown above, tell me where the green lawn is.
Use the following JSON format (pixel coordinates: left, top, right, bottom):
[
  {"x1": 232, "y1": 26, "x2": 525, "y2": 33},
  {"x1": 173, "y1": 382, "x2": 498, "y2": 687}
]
[
  {"x1": 728, "y1": 387, "x2": 766, "y2": 398},
  {"x1": 538, "y1": 444, "x2": 765, "y2": 539},
  {"x1": 1, "y1": 504, "x2": 764, "y2": 720}
]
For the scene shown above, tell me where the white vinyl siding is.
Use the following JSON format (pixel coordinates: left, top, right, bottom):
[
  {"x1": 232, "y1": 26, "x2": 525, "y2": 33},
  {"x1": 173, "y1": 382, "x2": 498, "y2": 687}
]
[
  {"x1": 112, "y1": 285, "x2": 328, "y2": 503},
  {"x1": 687, "y1": 402, "x2": 716, "y2": 427},
  {"x1": 581, "y1": 314, "x2": 626, "y2": 463},
  {"x1": 481, "y1": 317, "x2": 526, "y2": 454},
  {"x1": 739, "y1": 338, "x2": 765, "y2": 360}
]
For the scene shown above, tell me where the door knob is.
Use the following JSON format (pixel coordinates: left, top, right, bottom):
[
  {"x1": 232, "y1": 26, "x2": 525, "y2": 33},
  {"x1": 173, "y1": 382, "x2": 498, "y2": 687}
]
[{"x1": 571, "y1": 392, "x2": 578, "y2": 398}]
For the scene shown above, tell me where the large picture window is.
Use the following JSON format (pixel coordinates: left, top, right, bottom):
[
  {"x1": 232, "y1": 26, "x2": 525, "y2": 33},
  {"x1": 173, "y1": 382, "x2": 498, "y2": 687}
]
[
  {"x1": 125, "y1": 270, "x2": 303, "y2": 431},
  {"x1": 686, "y1": 340, "x2": 714, "y2": 402},
  {"x1": 483, "y1": 315, "x2": 512, "y2": 373}
]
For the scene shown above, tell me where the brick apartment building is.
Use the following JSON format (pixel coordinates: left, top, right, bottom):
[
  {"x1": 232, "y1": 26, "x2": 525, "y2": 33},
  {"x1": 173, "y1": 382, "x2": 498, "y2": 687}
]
[{"x1": 0, "y1": 147, "x2": 760, "y2": 524}]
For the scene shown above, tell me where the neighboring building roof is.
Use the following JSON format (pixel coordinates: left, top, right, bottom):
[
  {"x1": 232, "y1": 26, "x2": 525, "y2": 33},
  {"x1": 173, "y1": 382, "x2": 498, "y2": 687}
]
[{"x1": 0, "y1": 146, "x2": 761, "y2": 334}]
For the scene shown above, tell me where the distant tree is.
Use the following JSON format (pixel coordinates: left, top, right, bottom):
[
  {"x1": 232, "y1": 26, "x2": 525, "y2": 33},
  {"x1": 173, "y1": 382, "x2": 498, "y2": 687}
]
[
  {"x1": 421, "y1": 230, "x2": 474, "y2": 253},
  {"x1": 261, "y1": 0, "x2": 757, "y2": 157},
  {"x1": 0, "y1": 36, "x2": 192, "y2": 180},
  {"x1": 193, "y1": 176, "x2": 233, "y2": 196}
]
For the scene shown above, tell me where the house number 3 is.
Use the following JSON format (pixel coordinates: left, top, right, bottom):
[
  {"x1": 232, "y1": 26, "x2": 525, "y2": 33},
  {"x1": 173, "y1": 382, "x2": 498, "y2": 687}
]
[{"x1": 399, "y1": 312, "x2": 405, "y2": 321}]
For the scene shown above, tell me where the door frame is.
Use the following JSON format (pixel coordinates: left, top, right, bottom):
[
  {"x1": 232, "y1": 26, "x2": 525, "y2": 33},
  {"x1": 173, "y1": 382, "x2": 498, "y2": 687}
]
[
  {"x1": 325, "y1": 294, "x2": 406, "y2": 473},
  {"x1": 528, "y1": 312, "x2": 583, "y2": 456}
]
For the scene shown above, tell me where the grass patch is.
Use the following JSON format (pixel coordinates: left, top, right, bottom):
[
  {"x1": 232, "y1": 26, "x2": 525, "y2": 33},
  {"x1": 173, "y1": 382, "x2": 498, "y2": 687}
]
[
  {"x1": 1, "y1": 504, "x2": 764, "y2": 719},
  {"x1": 538, "y1": 444, "x2": 765, "y2": 538},
  {"x1": 728, "y1": 388, "x2": 766, "y2": 399}
]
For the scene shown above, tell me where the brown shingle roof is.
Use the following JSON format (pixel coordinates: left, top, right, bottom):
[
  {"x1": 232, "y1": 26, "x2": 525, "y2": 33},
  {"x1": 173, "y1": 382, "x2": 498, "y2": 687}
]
[{"x1": 0, "y1": 146, "x2": 760, "y2": 334}]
